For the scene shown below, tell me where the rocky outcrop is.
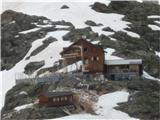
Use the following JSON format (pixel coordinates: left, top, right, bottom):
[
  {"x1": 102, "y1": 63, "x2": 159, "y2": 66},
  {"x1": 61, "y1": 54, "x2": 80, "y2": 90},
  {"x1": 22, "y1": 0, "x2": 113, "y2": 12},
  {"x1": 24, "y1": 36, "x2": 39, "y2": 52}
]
[
  {"x1": 85, "y1": 20, "x2": 103, "y2": 26},
  {"x1": 24, "y1": 61, "x2": 45, "y2": 75},
  {"x1": 61, "y1": 5, "x2": 69, "y2": 9},
  {"x1": 91, "y1": 2, "x2": 108, "y2": 13},
  {"x1": 102, "y1": 27, "x2": 114, "y2": 32},
  {"x1": 52, "y1": 20, "x2": 73, "y2": 26},
  {"x1": 63, "y1": 27, "x2": 99, "y2": 42},
  {"x1": 1, "y1": 10, "x2": 50, "y2": 70},
  {"x1": 115, "y1": 79, "x2": 160, "y2": 120},
  {"x1": 1, "y1": 10, "x2": 73, "y2": 71},
  {"x1": 95, "y1": 78, "x2": 160, "y2": 120},
  {"x1": 91, "y1": 1, "x2": 160, "y2": 78},
  {"x1": 1, "y1": 83, "x2": 67, "y2": 120},
  {"x1": 26, "y1": 37, "x2": 57, "y2": 60},
  {"x1": 111, "y1": 31, "x2": 160, "y2": 78}
]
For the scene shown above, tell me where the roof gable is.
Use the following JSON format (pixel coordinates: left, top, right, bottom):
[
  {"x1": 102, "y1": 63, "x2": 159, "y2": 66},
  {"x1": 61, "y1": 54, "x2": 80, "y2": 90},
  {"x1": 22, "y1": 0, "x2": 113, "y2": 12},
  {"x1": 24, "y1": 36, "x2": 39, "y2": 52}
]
[
  {"x1": 60, "y1": 38, "x2": 103, "y2": 54},
  {"x1": 39, "y1": 91, "x2": 74, "y2": 97}
]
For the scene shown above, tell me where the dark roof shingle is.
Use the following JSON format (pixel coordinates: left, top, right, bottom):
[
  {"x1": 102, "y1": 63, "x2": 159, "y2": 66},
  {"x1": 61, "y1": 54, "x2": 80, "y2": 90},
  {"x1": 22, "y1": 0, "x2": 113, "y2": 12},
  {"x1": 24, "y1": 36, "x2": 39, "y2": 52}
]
[{"x1": 40, "y1": 91, "x2": 74, "y2": 97}]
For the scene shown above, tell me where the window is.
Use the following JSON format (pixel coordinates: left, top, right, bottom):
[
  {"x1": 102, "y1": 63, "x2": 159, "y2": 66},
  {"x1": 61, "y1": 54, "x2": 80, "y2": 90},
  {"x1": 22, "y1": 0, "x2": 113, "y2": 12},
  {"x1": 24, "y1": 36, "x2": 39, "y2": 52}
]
[
  {"x1": 57, "y1": 97, "x2": 60, "y2": 101},
  {"x1": 97, "y1": 57, "x2": 99, "y2": 61},
  {"x1": 91, "y1": 56, "x2": 97, "y2": 61},
  {"x1": 83, "y1": 48, "x2": 88, "y2": 52},
  {"x1": 64, "y1": 97, "x2": 68, "y2": 101},
  {"x1": 61, "y1": 97, "x2": 64, "y2": 101},
  {"x1": 53, "y1": 98, "x2": 56, "y2": 102},
  {"x1": 84, "y1": 59, "x2": 89, "y2": 64},
  {"x1": 91, "y1": 57, "x2": 94, "y2": 61}
]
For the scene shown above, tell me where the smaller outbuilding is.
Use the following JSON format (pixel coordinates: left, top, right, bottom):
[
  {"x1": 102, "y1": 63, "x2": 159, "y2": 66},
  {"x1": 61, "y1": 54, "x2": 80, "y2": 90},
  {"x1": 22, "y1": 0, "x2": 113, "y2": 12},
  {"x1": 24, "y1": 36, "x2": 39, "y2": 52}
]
[
  {"x1": 104, "y1": 59, "x2": 143, "y2": 80},
  {"x1": 38, "y1": 91, "x2": 75, "y2": 107}
]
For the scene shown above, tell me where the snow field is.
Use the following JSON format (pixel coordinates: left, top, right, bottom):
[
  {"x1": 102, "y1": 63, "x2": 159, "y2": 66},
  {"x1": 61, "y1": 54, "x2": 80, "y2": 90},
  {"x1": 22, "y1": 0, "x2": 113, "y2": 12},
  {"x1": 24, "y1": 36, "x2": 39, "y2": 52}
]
[
  {"x1": 52, "y1": 91, "x2": 139, "y2": 120},
  {"x1": 1, "y1": 30, "x2": 70, "y2": 108},
  {"x1": 14, "y1": 103, "x2": 34, "y2": 111}
]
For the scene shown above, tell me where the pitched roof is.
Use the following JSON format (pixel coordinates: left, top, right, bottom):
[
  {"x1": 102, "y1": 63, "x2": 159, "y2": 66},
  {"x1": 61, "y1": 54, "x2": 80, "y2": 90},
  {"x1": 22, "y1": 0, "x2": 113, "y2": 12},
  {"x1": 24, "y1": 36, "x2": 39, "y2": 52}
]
[
  {"x1": 60, "y1": 38, "x2": 103, "y2": 55},
  {"x1": 40, "y1": 91, "x2": 74, "y2": 97},
  {"x1": 105, "y1": 59, "x2": 142, "y2": 65}
]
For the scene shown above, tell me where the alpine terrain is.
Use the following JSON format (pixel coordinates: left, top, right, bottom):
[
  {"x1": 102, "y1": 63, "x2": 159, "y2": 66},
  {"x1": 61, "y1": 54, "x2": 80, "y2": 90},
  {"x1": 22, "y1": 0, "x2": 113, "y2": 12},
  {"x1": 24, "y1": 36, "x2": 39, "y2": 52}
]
[{"x1": 1, "y1": 1, "x2": 160, "y2": 120}]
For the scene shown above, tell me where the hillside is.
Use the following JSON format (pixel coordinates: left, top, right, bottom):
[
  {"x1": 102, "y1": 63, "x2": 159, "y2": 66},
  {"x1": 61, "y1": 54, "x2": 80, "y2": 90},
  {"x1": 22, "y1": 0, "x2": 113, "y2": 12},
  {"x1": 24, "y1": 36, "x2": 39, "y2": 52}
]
[
  {"x1": 2, "y1": 78, "x2": 159, "y2": 120},
  {"x1": 1, "y1": 1, "x2": 160, "y2": 120},
  {"x1": 2, "y1": 1, "x2": 160, "y2": 77},
  {"x1": 91, "y1": 1, "x2": 160, "y2": 78}
]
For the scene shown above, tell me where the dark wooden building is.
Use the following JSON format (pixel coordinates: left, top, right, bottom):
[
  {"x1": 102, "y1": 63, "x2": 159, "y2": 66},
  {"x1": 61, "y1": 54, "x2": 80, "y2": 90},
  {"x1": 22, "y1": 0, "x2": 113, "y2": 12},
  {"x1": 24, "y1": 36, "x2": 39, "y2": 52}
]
[
  {"x1": 104, "y1": 59, "x2": 143, "y2": 80},
  {"x1": 60, "y1": 39, "x2": 104, "y2": 73},
  {"x1": 38, "y1": 91, "x2": 74, "y2": 107}
]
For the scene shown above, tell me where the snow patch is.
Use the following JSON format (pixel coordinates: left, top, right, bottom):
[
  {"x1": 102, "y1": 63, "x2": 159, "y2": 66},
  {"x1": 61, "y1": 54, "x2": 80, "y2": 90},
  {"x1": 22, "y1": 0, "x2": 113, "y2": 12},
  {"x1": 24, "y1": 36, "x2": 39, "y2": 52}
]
[
  {"x1": 56, "y1": 25, "x2": 70, "y2": 28},
  {"x1": 148, "y1": 15, "x2": 160, "y2": 19},
  {"x1": 36, "y1": 24, "x2": 53, "y2": 28},
  {"x1": 9, "y1": 20, "x2": 16, "y2": 24},
  {"x1": 154, "y1": 21, "x2": 160, "y2": 24},
  {"x1": 123, "y1": 30, "x2": 140, "y2": 38},
  {"x1": 155, "y1": 51, "x2": 160, "y2": 57},
  {"x1": 52, "y1": 91, "x2": 138, "y2": 120},
  {"x1": 32, "y1": 31, "x2": 71, "y2": 71},
  {"x1": 3, "y1": 2, "x2": 130, "y2": 31},
  {"x1": 43, "y1": 19, "x2": 49, "y2": 24},
  {"x1": 14, "y1": 103, "x2": 33, "y2": 111},
  {"x1": 56, "y1": 61, "x2": 82, "y2": 73},
  {"x1": 19, "y1": 91, "x2": 28, "y2": 95},
  {"x1": 91, "y1": 40, "x2": 99, "y2": 44},
  {"x1": 19, "y1": 28, "x2": 40, "y2": 34},
  {"x1": 1, "y1": 31, "x2": 70, "y2": 108},
  {"x1": 0, "y1": 72, "x2": 2, "y2": 109},
  {"x1": 143, "y1": 71, "x2": 160, "y2": 81},
  {"x1": 110, "y1": 37, "x2": 117, "y2": 41},
  {"x1": 95, "y1": 91, "x2": 137, "y2": 119},
  {"x1": 148, "y1": 24, "x2": 160, "y2": 31},
  {"x1": 14, "y1": 35, "x2": 19, "y2": 38},
  {"x1": 3, "y1": 0, "x2": 109, "y2": 3},
  {"x1": 105, "y1": 48, "x2": 123, "y2": 60}
]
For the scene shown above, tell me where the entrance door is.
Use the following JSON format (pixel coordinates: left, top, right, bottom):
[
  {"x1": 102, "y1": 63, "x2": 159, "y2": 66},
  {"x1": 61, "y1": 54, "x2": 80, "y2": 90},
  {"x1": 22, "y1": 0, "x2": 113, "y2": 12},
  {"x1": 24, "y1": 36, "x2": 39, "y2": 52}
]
[{"x1": 110, "y1": 74, "x2": 115, "y2": 80}]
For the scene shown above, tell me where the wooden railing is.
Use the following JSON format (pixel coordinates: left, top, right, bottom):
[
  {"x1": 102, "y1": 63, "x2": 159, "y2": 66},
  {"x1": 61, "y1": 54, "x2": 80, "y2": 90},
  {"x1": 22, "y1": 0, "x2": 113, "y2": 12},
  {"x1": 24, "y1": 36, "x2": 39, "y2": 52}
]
[{"x1": 62, "y1": 52, "x2": 81, "y2": 58}]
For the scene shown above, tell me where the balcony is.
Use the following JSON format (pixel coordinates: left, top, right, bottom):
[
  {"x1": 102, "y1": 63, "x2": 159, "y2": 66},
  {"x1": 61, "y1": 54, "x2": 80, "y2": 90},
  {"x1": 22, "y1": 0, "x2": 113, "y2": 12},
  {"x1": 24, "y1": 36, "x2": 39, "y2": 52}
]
[
  {"x1": 109, "y1": 69, "x2": 138, "y2": 75},
  {"x1": 62, "y1": 52, "x2": 81, "y2": 59}
]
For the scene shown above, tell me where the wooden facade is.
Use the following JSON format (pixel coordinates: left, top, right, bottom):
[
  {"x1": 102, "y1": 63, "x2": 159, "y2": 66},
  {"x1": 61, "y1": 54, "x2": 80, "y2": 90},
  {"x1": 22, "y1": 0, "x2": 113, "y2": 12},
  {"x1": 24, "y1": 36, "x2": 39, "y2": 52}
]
[
  {"x1": 60, "y1": 39, "x2": 143, "y2": 80},
  {"x1": 60, "y1": 39, "x2": 104, "y2": 73},
  {"x1": 38, "y1": 91, "x2": 74, "y2": 107}
]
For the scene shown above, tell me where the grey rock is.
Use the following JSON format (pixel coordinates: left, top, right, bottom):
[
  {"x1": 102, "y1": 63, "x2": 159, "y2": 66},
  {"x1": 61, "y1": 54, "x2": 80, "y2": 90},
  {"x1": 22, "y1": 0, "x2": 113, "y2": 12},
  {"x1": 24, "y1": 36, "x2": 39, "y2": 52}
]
[
  {"x1": 85, "y1": 20, "x2": 103, "y2": 26},
  {"x1": 24, "y1": 61, "x2": 45, "y2": 75},
  {"x1": 63, "y1": 27, "x2": 99, "y2": 42},
  {"x1": 61, "y1": 5, "x2": 69, "y2": 9},
  {"x1": 102, "y1": 27, "x2": 114, "y2": 32}
]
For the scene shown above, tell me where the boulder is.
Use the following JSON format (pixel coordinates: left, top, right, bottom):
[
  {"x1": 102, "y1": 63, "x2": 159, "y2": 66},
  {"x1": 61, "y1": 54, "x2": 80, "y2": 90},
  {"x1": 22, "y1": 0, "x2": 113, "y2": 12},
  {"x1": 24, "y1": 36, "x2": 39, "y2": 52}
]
[
  {"x1": 91, "y1": 2, "x2": 108, "y2": 13},
  {"x1": 24, "y1": 61, "x2": 45, "y2": 75},
  {"x1": 61, "y1": 5, "x2": 69, "y2": 9},
  {"x1": 63, "y1": 27, "x2": 99, "y2": 42},
  {"x1": 85, "y1": 20, "x2": 103, "y2": 26},
  {"x1": 102, "y1": 27, "x2": 114, "y2": 32}
]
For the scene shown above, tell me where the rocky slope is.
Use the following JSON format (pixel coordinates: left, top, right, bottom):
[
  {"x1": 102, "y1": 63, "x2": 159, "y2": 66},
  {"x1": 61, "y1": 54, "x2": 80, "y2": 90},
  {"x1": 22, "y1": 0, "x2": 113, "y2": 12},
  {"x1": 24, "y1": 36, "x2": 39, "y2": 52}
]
[
  {"x1": 2, "y1": 77, "x2": 160, "y2": 120},
  {"x1": 91, "y1": 1, "x2": 160, "y2": 78},
  {"x1": 1, "y1": 10, "x2": 50, "y2": 70},
  {"x1": 1, "y1": 1, "x2": 160, "y2": 78},
  {"x1": 1, "y1": 83, "x2": 68, "y2": 120},
  {"x1": 1, "y1": 1, "x2": 160, "y2": 119},
  {"x1": 1, "y1": 10, "x2": 73, "y2": 71}
]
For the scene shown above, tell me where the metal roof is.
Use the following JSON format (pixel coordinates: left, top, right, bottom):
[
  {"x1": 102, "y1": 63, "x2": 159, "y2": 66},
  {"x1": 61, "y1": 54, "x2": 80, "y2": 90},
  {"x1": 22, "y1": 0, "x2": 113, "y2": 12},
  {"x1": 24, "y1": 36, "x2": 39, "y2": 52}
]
[{"x1": 105, "y1": 59, "x2": 142, "y2": 65}]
